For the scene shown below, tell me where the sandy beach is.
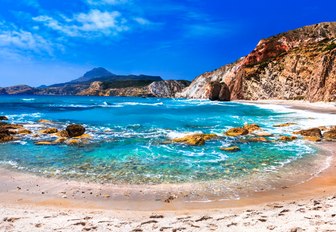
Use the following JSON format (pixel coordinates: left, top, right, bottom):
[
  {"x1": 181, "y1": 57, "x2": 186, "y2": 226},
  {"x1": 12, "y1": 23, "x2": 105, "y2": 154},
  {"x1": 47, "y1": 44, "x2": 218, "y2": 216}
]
[{"x1": 0, "y1": 100, "x2": 336, "y2": 231}]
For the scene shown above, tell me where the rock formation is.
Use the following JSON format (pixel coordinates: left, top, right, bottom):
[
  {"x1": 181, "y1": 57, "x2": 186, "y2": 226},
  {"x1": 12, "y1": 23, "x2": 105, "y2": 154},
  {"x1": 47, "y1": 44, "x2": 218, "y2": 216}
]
[
  {"x1": 177, "y1": 22, "x2": 336, "y2": 102},
  {"x1": 78, "y1": 80, "x2": 190, "y2": 98}
]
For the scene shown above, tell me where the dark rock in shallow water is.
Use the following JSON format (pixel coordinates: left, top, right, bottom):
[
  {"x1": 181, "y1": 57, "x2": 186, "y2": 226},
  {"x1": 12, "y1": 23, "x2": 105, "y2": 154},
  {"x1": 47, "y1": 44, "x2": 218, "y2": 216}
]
[
  {"x1": 0, "y1": 116, "x2": 8, "y2": 121},
  {"x1": 66, "y1": 124, "x2": 85, "y2": 137},
  {"x1": 0, "y1": 128, "x2": 14, "y2": 142}
]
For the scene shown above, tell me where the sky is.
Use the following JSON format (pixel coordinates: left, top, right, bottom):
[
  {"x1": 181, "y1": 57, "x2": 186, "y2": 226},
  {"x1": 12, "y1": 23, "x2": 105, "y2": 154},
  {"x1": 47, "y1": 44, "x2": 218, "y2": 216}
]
[{"x1": 0, "y1": 0, "x2": 335, "y2": 87}]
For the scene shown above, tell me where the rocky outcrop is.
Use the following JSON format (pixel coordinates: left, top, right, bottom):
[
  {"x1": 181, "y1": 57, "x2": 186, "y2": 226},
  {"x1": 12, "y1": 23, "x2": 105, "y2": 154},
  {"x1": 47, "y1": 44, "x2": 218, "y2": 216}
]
[
  {"x1": 177, "y1": 22, "x2": 336, "y2": 102},
  {"x1": 148, "y1": 80, "x2": 190, "y2": 98},
  {"x1": 78, "y1": 80, "x2": 190, "y2": 98},
  {"x1": 0, "y1": 128, "x2": 14, "y2": 142},
  {"x1": 1, "y1": 85, "x2": 36, "y2": 95},
  {"x1": 66, "y1": 124, "x2": 85, "y2": 137}
]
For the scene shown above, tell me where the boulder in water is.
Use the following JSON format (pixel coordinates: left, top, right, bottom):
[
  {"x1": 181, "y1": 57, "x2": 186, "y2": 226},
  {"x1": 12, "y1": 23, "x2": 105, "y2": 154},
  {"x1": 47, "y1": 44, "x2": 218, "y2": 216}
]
[
  {"x1": 39, "y1": 128, "x2": 58, "y2": 134},
  {"x1": 279, "y1": 136, "x2": 297, "y2": 141},
  {"x1": 243, "y1": 124, "x2": 261, "y2": 133},
  {"x1": 66, "y1": 124, "x2": 86, "y2": 137},
  {"x1": 0, "y1": 116, "x2": 8, "y2": 121},
  {"x1": 225, "y1": 127, "x2": 249, "y2": 136},
  {"x1": 0, "y1": 128, "x2": 14, "y2": 142},
  {"x1": 294, "y1": 128, "x2": 322, "y2": 138},
  {"x1": 172, "y1": 133, "x2": 217, "y2": 146},
  {"x1": 220, "y1": 146, "x2": 240, "y2": 152}
]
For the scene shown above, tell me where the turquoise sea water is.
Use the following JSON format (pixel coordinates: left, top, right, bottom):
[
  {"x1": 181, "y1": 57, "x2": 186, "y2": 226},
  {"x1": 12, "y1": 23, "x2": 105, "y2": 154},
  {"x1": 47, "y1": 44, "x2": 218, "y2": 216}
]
[{"x1": 0, "y1": 96, "x2": 329, "y2": 185}]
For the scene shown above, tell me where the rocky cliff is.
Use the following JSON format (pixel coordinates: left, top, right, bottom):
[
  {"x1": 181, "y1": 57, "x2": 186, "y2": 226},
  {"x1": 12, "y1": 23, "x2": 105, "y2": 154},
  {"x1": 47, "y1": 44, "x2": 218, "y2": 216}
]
[
  {"x1": 78, "y1": 80, "x2": 190, "y2": 98},
  {"x1": 177, "y1": 22, "x2": 336, "y2": 102}
]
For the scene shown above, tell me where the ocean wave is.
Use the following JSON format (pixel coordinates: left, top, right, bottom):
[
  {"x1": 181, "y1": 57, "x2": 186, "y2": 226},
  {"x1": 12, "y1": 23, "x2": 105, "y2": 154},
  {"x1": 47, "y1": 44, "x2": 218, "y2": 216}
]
[{"x1": 22, "y1": 98, "x2": 35, "y2": 101}]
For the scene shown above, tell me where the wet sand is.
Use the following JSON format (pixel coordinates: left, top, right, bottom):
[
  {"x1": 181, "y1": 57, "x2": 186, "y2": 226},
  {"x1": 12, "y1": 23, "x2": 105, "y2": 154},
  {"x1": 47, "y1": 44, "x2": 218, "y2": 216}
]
[{"x1": 0, "y1": 100, "x2": 336, "y2": 231}]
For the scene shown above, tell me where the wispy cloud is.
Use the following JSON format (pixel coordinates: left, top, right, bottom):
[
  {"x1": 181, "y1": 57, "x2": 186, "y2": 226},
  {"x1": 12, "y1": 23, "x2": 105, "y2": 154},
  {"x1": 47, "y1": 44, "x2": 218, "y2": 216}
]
[
  {"x1": 33, "y1": 9, "x2": 156, "y2": 38},
  {"x1": 0, "y1": 22, "x2": 53, "y2": 56}
]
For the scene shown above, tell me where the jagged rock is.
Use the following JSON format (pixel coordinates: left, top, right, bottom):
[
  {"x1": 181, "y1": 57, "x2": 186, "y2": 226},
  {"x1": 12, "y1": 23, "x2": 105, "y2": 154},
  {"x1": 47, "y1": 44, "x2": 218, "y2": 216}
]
[
  {"x1": 279, "y1": 136, "x2": 297, "y2": 141},
  {"x1": 323, "y1": 129, "x2": 336, "y2": 140},
  {"x1": 207, "y1": 81, "x2": 230, "y2": 101},
  {"x1": 172, "y1": 134, "x2": 217, "y2": 146},
  {"x1": 273, "y1": 123, "x2": 297, "y2": 127},
  {"x1": 0, "y1": 128, "x2": 14, "y2": 142},
  {"x1": 243, "y1": 124, "x2": 261, "y2": 132},
  {"x1": 39, "y1": 128, "x2": 58, "y2": 134},
  {"x1": 220, "y1": 146, "x2": 240, "y2": 152},
  {"x1": 225, "y1": 128, "x2": 249, "y2": 136},
  {"x1": 148, "y1": 80, "x2": 190, "y2": 98},
  {"x1": 177, "y1": 22, "x2": 336, "y2": 102},
  {"x1": 0, "y1": 116, "x2": 8, "y2": 121},
  {"x1": 66, "y1": 124, "x2": 85, "y2": 137},
  {"x1": 304, "y1": 136, "x2": 322, "y2": 142},
  {"x1": 294, "y1": 128, "x2": 322, "y2": 137}
]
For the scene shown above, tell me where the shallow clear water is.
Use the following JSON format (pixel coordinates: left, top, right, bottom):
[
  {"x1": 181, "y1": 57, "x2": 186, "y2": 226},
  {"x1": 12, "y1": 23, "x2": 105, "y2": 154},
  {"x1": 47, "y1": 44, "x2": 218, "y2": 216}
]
[{"x1": 0, "y1": 95, "x2": 330, "y2": 185}]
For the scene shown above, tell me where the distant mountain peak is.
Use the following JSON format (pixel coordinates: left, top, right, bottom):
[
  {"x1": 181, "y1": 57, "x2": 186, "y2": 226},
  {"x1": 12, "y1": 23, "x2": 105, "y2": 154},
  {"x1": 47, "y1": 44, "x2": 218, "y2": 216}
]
[
  {"x1": 71, "y1": 67, "x2": 114, "y2": 83},
  {"x1": 83, "y1": 67, "x2": 114, "y2": 78}
]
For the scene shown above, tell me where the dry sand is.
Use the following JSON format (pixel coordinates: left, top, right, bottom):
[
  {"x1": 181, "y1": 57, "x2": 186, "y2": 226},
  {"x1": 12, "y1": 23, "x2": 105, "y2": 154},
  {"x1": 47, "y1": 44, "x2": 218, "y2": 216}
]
[{"x1": 0, "y1": 100, "x2": 336, "y2": 231}]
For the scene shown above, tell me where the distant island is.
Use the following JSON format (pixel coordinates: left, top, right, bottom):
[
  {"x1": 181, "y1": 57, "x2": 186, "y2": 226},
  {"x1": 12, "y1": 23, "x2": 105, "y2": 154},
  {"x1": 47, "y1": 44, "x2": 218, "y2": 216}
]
[{"x1": 0, "y1": 67, "x2": 190, "y2": 98}]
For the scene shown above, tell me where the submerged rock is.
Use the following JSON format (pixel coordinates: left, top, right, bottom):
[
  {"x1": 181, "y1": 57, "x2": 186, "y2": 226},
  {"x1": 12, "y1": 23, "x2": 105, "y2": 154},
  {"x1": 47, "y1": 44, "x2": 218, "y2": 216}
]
[
  {"x1": 225, "y1": 127, "x2": 249, "y2": 136},
  {"x1": 38, "y1": 119, "x2": 53, "y2": 124},
  {"x1": 35, "y1": 141, "x2": 56, "y2": 146},
  {"x1": 172, "y1": 133, "x2": 217, "y2": 146},
  {"x1": 242, "y1": 137, "x2": 268, "y2": 142},
  {"x1": 279, "y1": 136, "x2": 297, "y2": 141},
  {"x1": 66, "y1": 124, "x2": 85, "y2": 137},
  {"x1": 65, "y1": 139, "x2": 81, "y2": 145},
  {"x1": 294, "y1": 128, "x2": 322, "y2": 138},
  {"x1": 323, "y1": 129, "x2": 336, "y2": 141},
  {"x1": 273, "y1": 123, "x2": 297, "y2": 127},
  {"x1": 220, "y1": 146, "x2": 240, "y2": 152}
]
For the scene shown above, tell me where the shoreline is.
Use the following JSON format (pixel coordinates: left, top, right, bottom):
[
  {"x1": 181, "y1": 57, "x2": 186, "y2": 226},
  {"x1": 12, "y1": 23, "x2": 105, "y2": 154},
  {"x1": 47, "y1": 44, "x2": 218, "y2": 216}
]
[{"x1": 1, "y1": 99, "x2": 336, "y2": 231}]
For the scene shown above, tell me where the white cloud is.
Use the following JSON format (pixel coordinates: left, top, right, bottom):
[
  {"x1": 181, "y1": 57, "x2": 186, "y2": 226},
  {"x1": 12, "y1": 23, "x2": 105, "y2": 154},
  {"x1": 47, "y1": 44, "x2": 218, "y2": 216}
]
[
  {"x1": 0, "y1": 23, "x2": 52, "y2": 54},
  {"x1": 33, "y1": 10, "x2": 129, "y2": 38}
]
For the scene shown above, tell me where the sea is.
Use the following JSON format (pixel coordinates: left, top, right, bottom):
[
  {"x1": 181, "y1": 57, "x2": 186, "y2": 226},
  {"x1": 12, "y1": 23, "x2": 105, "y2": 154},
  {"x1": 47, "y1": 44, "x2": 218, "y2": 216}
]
[{"x1": 0, "y1": 95, "x2": 333, "y2": 196}]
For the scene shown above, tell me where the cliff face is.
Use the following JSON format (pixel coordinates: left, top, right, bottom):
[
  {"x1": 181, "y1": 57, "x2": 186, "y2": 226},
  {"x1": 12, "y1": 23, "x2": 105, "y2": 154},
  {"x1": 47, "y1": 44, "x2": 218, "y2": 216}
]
[
  {"x1": 78, "y1": 80, "x2": 190, "y2": 98},
  {"x1": 178, "y1": 22, "x2": 336, "y2": 102}
]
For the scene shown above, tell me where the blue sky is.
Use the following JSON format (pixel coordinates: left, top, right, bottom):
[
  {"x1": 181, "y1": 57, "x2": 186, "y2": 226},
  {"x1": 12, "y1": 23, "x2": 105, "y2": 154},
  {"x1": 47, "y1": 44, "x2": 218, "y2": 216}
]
[{"x1": 0, "y1": 0, "x2": 335, "y2": 87}]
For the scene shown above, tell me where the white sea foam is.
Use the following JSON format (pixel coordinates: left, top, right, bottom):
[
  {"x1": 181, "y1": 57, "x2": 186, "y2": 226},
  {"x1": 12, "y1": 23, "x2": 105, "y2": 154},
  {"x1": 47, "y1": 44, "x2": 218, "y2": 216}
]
[
  {"x1": 0, "y1": 160, "x2": 18, "y2": 167},
  {"x1": 22, "y1": 98, "x2": 35, "y2": 101}
]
